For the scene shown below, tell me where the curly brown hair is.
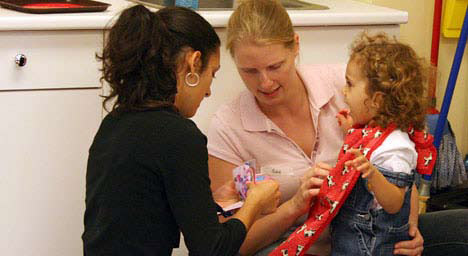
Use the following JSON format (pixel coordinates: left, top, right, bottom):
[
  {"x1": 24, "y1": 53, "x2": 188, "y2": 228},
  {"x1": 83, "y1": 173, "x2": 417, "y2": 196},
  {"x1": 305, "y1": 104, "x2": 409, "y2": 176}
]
[
  {"x1": 350, "y1": 32, "x2": 428, "y2": 130},
  {"x1": 98, "y1": 5, "x2": 220, "y2": 113}
]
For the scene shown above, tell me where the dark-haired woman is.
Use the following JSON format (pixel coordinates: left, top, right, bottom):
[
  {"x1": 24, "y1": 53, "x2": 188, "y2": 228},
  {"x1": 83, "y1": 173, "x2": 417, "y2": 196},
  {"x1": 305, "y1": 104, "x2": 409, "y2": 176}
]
[{"x1": 82, "y1": 5, "x2": 280, "y2": 256}]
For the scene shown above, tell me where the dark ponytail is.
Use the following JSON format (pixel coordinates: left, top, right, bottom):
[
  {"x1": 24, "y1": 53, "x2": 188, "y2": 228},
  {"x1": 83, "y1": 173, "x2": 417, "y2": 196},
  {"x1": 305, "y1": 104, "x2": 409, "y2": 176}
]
[{"x1": 98, "y1": 5, "x2": 220, "y2": 113}]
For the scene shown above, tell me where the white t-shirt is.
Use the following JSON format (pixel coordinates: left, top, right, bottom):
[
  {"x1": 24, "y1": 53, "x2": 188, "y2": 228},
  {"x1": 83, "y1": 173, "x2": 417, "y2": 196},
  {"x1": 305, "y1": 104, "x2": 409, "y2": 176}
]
[{"x1": 369, "y1": 129, "x2": 417, "y2": 209}]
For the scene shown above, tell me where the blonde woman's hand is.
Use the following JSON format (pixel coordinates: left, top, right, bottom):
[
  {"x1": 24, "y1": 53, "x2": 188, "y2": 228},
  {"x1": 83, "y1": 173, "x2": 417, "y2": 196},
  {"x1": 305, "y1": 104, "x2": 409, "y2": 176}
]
[
  {"x1": 394, "y1": 223, "x2": 424, "y2": 256},
  {"x1": 290, "y1": 163, "x2": 330, "y2": 216},
  {"x1": 246, "y1": 180, "x2": 280, "y2": 215},
  {"x1": 212, "y1": 180, "x2": 240, "y2": 209}
]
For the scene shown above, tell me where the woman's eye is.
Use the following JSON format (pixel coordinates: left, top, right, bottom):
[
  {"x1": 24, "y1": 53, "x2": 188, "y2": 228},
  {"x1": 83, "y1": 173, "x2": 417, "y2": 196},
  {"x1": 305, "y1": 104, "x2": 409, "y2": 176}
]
[
  {"x1": 269, "y1": 63, "x2": 281, "y2": 70},
  {"x1": 243, "y1": 69, "x2": 257, "y2": 74}
]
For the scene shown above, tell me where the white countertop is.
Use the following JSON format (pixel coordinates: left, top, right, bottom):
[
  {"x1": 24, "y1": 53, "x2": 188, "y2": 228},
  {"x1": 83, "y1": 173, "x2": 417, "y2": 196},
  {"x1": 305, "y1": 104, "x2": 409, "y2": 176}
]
[{"x1": 0, "y1": 0, "x2": 407, "y2": 31}]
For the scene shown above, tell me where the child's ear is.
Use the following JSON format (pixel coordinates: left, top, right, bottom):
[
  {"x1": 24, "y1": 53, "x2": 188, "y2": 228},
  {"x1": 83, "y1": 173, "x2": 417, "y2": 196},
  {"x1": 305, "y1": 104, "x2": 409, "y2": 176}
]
[{"x1": 371, "y1": 92, "x2": 385, "y2": 109}]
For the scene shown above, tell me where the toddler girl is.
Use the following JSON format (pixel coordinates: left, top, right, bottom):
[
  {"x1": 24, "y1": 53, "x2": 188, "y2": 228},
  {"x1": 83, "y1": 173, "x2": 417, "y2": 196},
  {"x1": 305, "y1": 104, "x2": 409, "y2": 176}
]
[{"x1": 331, "y1": 33, "x2": 436, "y2": 255}]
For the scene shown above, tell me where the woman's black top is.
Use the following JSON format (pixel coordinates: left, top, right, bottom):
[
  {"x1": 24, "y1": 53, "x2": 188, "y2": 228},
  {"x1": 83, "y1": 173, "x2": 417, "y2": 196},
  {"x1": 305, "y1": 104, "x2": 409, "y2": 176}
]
[{"x1": 82, "y1": 108, "x2": 246, "y2": 256}]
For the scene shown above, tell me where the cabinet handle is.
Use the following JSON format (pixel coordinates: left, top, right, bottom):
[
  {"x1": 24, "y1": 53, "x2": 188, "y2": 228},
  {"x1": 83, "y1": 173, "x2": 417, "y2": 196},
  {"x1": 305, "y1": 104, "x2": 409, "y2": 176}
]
[{"x1": 15, "y1": 54, "x2": 27, "y2": 67}]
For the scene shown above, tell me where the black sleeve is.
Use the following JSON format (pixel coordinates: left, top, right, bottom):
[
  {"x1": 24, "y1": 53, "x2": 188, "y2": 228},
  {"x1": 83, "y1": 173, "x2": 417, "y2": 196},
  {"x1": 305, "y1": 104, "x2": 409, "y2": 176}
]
[{"x1": 158, "y1": 120, "x2": 246, "y2": 256}]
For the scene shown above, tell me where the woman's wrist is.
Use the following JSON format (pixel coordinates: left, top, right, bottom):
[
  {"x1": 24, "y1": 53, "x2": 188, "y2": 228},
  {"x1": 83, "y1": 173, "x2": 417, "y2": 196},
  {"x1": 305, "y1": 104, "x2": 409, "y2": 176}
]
[
  {"x1": 235, "y1": 197, "x2": 262, "y2": 230},
  {"x1": 243, "y1": 196, "x2": 262, "y2": 217},
  {"x1": 284, "y1": 198, "x2": 307, "y2": 221}
]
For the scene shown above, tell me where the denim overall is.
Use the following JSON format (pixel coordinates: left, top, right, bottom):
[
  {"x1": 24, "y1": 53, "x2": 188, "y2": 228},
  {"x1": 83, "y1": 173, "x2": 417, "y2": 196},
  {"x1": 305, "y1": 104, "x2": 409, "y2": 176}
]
[{"x1": 331, "y1": 167, "x2": 414, "y2": 256}]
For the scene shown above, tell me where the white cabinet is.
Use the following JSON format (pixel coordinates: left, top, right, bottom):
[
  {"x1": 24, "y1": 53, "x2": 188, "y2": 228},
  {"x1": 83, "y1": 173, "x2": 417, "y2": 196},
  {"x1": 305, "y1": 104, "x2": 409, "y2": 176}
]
[
  {"x1": 0, "y1": 30, "x2": 102, "y2": 90},
  {"x1": 0, "y1": 30, "x2": 103, "y2": 256}
]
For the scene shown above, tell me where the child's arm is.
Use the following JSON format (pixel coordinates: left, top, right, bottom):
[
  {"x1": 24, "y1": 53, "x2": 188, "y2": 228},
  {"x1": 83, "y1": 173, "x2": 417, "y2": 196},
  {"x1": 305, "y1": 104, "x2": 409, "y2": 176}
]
[
  {"x1": 346, "y1": 149, "x2": 405, "y2": 214},
  {"x1": 409, "y1": 184, "x2": 419, "y2": 225},
  {"x1": 336, "y1": 109, "x2": 353, "y2": 133}
]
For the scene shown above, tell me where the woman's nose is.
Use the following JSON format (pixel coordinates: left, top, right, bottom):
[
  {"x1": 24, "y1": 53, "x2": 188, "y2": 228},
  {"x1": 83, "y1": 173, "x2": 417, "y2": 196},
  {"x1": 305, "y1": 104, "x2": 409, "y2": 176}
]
[
  {"x1": 259, "y1": 71, "x2": 273, "y2": 88},
  {"x1": 205, "y1": 87, "x2": 211, "y2": 98}
]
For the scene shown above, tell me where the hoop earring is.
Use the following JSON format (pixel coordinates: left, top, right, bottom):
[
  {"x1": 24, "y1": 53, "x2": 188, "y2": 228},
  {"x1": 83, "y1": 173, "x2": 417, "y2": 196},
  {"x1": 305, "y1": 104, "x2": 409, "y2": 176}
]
[{"x1": 185, "y1": 72, "x2": 200, "y2": 87}]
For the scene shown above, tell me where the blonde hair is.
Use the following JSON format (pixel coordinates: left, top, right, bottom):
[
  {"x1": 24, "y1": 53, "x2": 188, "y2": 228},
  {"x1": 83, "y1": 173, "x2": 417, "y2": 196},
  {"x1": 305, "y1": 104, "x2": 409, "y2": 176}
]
[
  {"x1": 226, "y1": 0, "x2": 295, "y2": 55},
  {"x1": 350, "y1": 32, "x2": 428, "y2": 130}
]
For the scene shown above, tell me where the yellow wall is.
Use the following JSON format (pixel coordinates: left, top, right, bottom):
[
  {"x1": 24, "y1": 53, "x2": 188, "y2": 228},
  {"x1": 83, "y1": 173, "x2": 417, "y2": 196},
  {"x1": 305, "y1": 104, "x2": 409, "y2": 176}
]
[{"x1": 357, "y1": 0, "x2": 468, "y2": 157}]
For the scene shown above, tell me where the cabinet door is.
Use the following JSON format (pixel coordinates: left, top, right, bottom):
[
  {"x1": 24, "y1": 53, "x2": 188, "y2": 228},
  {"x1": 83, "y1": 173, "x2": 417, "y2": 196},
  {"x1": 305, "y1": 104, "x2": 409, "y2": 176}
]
[
  {"x1": 0, "y1": 29, "x2": 103, "y2": 255},
  {"x1": 0, "y1": 30, "x2": 102, "y2": 90},
  {"x1": 0, "y1": 89, "x2": 102, "y2": 256}
]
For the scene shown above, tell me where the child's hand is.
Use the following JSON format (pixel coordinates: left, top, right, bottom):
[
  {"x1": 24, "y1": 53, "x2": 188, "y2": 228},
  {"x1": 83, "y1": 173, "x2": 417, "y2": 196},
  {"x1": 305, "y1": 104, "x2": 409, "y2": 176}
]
[
  {"x1": 336, "y1": 109, "x2": 353, "y2": 132},
  {"x1": 345, "y1": 149, "x2": 378, "y2": 180}
]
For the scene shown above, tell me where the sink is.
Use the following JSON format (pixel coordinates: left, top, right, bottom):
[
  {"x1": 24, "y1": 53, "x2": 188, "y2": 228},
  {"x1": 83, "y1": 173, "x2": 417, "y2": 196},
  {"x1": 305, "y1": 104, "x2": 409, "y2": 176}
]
[{"x1": 128, "y1": 0, "x2": 329, "y2": 11}]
